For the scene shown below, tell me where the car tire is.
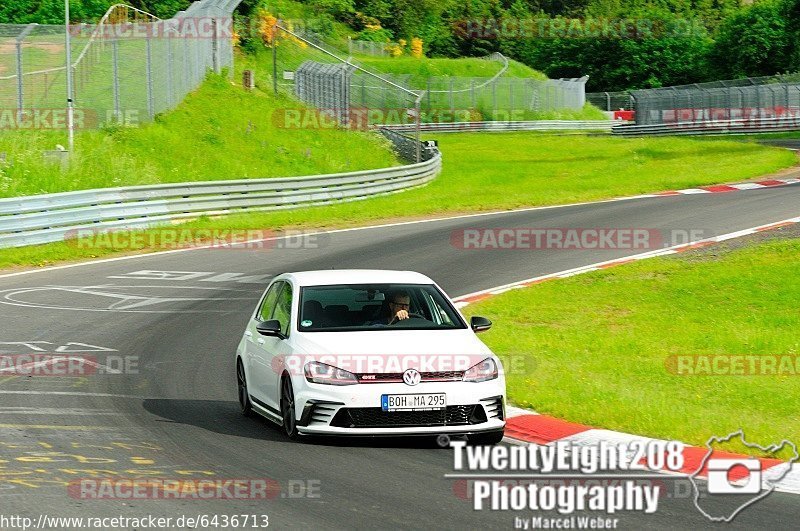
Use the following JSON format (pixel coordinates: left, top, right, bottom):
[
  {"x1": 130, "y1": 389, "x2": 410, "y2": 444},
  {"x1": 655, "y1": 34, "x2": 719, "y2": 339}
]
[
  {"x1": 237, "y1": 359, "x2": 253, "y2": 417},
  {"x1": 281, "y1": 376, "x2": 301, "y2": 440},
  {"x1": 467, "y1": 429, "x2": 504, "y2": 446}
]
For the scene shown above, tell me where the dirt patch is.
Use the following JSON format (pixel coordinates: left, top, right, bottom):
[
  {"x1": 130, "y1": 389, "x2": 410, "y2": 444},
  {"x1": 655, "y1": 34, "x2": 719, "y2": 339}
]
[{"x1": 668, "y1": 223, "x2": 800, "y2": 263}]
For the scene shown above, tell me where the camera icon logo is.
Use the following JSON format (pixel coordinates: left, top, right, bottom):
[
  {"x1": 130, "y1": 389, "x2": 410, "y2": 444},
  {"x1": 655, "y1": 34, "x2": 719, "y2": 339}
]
[
  {"x1": 690, "y1": 430, "x2": 799, "y2": 522},
  {"x1": 706, "y1": 458, "x2": 762, "y2": 495}
]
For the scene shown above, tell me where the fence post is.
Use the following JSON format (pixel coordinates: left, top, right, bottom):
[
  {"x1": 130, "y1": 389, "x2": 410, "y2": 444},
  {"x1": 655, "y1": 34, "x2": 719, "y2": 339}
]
[
  {"x1": 15, "y1": 38, "x2": 23, "y2": 117},
  {"x1": 361, "y1": 76, "x2": 366, "y2": 106},
  {"x1": 146, "y1": 34, "x2": 154, "y2": 118},
  {"x1": 605, "y1": 92, "x2": 611, "y2": 111},
  {"x1": 427, "y1": 78, "x2": 431, "y2": 111},
  {"x1": 272, "y1": 25, "x2": 278, "y2": 95},
  {"x1": 167, "y1": 33, "x2": 174, "y2": 107},
  {"x1": 183, "y1": 37, "x2": 190, "y2": 94},
  {"x1": 415, "y1": 95, "x2": 422, "y2": 163},
  {"x1": 112, "y1": 38, "x2": 121, "y2": 121},
  {"x1": 449, "y1": 78, "x2": 454, "y2": 113},
  {"x1": 212, "y1": 18, "x2": 220, "y2": 74},
  {"x1": 470, "y1": 79, "x2": 475, "y2": 108},
  {"x1": 15, "y1": 24, "x2": 38, "y2": 118}
]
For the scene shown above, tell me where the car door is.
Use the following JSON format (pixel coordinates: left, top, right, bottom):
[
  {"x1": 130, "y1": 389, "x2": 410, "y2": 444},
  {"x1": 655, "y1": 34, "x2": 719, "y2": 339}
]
[
  {"x1": 246, "y1": 281, "x2": 282, "y2": 409},
  {"x1": 251, "y1": 280, "x2": 295, "y2": 411}
]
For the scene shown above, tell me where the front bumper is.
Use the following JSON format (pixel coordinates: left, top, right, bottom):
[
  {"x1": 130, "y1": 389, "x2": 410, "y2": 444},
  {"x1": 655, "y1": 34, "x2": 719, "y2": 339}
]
[{"x1": 292, "y1": 378, "x2": 506, "y2": 436}]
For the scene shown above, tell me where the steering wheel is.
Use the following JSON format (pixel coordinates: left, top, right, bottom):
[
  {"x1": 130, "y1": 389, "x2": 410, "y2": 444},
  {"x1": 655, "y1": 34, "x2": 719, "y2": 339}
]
[{"x1": 389, "y1": 312, "x2": 427, "y2": 325}]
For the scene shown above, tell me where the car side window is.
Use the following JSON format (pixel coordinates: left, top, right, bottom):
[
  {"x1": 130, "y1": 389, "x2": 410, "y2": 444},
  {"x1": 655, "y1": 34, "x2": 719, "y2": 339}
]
[
  {"x1": 257, "y1": 282, "x2": 283, "y2": 322},
  {"x1": 271, "y1": 282, "x2": 293, "y2": 336}
]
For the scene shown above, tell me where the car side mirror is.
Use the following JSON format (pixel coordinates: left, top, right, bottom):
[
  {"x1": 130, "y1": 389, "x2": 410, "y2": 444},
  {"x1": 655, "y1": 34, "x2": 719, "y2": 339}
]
[
  {"x1": 256, "y1": 319, "x2": 285, "y2": 338},
  {"x1": 470, "y1": 316, "x2": 492, "y2": 333}
]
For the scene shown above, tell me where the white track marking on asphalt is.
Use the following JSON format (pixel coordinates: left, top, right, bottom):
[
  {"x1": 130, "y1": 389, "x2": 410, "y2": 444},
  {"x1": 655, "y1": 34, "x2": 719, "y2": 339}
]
[
  {"x1": 453, "y1": 214, "x2": 800, "y2": 303},
  {"x1": 0, "y1": 407, "x2": 121, "y2": 416},
  {"x1": 0, "y1": 390, "x2": 143, "y2": 399},
  {"x1": 2, "y1": 181, "x2": 798, "y2": 281},
  {"x1": 0, "y1": 284, "x2": 259, "y2": 313}
]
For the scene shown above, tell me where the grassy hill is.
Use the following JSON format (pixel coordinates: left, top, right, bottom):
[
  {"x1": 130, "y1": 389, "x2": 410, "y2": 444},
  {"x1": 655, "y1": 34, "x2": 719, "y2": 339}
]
[
  {"x1": 0, "y1": 73, "x2": 398, "y2": 198},
  {"x1": 356, "y1": 56, "x2": 548, "y2": 84}
]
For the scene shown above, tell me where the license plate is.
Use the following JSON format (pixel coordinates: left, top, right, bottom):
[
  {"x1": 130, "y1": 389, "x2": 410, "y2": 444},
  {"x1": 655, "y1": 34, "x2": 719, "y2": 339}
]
[{"x1": 381, "y1": 393, "x2": 446, "y2": 411}]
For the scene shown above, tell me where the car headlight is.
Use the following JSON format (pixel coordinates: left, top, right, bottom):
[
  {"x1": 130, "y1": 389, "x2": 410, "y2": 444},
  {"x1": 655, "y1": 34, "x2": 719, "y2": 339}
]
[
  {"x1": 304, "y1": 361, "x2": 358, "y2": 386},
  {"x1": 463, "y1": 357, "x2": 498, "y2": 382}
]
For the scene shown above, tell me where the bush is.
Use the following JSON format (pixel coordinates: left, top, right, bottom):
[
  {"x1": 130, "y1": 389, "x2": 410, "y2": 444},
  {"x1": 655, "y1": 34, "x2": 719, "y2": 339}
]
[{"x1": 708, "y1": 0, "x2": 791, "y2": 79}]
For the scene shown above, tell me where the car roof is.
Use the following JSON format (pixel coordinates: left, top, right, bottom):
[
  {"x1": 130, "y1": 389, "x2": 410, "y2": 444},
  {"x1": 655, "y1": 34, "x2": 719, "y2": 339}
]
[{"x1": 278, "y1": 270, "x2": 436, "y2": 287}]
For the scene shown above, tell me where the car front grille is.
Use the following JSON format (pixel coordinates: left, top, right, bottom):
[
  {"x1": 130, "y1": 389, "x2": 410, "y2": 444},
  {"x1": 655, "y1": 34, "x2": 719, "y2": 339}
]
[
  {"x1": 356, "y1": 371, "x2": 465, "y2": 383},
  {"x1": 330, "y1": 405, "x2": 488, "y2": 428}
]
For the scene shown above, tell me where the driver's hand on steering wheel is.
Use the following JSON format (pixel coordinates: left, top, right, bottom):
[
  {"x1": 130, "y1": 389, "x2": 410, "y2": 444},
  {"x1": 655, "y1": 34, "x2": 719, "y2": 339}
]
[{"x1": 393, "y1": 309, "x2": 410, "y2": 321}]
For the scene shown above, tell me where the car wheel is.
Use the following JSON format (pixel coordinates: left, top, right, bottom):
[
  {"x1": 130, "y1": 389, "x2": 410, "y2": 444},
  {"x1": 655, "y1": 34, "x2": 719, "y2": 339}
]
[
  {"x1": 467, "y1": 429, "x2": 504, "y2": 446},
  {"x1": 237, "y1": 360, "x2": 253, "y2": 417},
  {"x1": 281, "y1": 376, "x2": 300, "y2": 440}
]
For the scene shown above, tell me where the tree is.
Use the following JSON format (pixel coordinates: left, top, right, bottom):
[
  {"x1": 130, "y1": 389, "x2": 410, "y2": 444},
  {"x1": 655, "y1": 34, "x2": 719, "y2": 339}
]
[{"x1": 707, "y1": 0, "x2": 789, "y2": 79}]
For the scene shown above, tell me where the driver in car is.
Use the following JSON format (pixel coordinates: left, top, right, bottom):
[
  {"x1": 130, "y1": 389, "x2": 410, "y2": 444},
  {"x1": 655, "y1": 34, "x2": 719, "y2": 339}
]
[{"x1": 367, "y1": 290, "x2": 413, "y2": 325}]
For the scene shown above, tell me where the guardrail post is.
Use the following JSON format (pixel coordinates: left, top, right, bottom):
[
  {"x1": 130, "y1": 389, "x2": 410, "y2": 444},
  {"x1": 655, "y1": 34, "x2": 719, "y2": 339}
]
[
  {"x1": 146, "y1": 34, "x2": 155, "y2": 118},
  {"x1": 605, "y1": 92, "x2": 611, "y2": 111}
]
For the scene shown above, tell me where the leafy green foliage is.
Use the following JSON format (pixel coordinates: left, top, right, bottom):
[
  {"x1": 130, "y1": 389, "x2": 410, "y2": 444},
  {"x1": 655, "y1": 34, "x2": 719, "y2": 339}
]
[
  {"x1": 708, "y1": 0, "x2": 791, "y2": 79},
  {"x1": 0, "y1": 1, "x2": 190, "y2": 23}
]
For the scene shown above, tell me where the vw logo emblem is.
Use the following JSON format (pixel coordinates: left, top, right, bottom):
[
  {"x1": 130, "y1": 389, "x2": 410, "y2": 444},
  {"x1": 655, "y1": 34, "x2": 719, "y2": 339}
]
[{"x1": 402, "y1": 369, "x2": 421, "y2": 386}]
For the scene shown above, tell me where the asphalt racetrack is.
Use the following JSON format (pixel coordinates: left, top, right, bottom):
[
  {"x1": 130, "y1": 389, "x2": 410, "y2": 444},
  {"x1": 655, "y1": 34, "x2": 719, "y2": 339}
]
[{"x1": 0, "y1": 184, "x2": 798, "y2": 529}]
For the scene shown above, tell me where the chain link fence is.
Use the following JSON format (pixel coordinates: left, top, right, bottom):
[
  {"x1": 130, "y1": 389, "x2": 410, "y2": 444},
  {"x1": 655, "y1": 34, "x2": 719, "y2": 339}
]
[
  {"x1": 632, "y1": 73, "x2": 800, "y2": 126},
  {"x1": 271, "y1": 23, "x2": 588, "y2": 145},
  {"x1": 0, "y1": 0, "x2": 239, "y2": 132},
  {"x1": 348, "y1": 39, "x2": 399, "y2": 57},
  {"x1": 587, "y1": 91, "x2": 633, "y2": 111}
]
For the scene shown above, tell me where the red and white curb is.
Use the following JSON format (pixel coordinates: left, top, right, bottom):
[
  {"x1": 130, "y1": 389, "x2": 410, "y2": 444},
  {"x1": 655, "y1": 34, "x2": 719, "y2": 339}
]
[
  {"x1": 453, "y1": 215, "x2": 800, "y2": 308},
  {"x1": 501, "y1": 409, "x2": 800, "y2": 494},
  {"x1": 631, "y1": 177, "x2": 800, "y2": 198},
  {"x1": 451, "y1": 217, "x2": 800, "y2": 494}
]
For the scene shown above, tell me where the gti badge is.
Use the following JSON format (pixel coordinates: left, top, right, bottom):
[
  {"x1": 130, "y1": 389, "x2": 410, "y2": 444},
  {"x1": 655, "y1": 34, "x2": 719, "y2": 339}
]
[{"x1": 402, "y1": 368, "x2": 421, "y2": 386}]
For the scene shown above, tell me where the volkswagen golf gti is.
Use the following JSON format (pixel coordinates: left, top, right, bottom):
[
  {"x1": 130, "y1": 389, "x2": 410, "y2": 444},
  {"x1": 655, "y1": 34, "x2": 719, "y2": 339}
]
[{"x1": 235, "y1": 269, "x2": 506, "y2": 444}]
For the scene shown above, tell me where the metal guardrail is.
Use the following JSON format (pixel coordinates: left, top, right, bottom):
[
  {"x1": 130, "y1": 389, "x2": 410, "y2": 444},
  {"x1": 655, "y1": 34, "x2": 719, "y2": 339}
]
[
  {"x1": 381, "y1": 120, "x2": 614, "y2": 133},
  {"x1": 611, "y1": 116, "x2": 800, "y2": 136},
  {"x1": 0, "y1": 131, "x2": 441, "y2": 249}
]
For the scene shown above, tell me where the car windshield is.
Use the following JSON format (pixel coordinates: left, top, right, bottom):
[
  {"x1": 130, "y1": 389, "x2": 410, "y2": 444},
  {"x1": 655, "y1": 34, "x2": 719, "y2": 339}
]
[{"x1": 298, "y1": 284, "x2": 467, "y2": 332}]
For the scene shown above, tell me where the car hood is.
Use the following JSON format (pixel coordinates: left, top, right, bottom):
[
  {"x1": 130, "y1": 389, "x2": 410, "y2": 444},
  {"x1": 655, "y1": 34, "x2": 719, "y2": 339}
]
[
  {"x1": 288, "y1": 329, "x2": 494, "y2": 374},
  {"x1": 292, "y1": 329, "x2": 491, "y2": 355}
]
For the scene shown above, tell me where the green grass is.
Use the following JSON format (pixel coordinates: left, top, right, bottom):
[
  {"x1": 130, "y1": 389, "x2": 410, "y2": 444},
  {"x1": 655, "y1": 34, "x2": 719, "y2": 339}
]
[
  {"x1": 0, "y1": 132, "x2": 794, "y2": 269},
  {"x1": 461, "y1": 236, "x2": 800, "y2": 455},
  {"x1": 0, "y1": 73, "x2": 398, "y2": 197},
  {"x1": 357, "y1": 56, "x2": 548, "y2": 84}
]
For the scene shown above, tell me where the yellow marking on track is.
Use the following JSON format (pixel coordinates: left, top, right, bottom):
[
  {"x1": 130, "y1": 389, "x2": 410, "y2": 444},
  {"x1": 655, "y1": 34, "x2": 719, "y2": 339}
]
[
  {"x1": 38, "y1": 442, "x2": 53, "y2": 449},
  {"x1": 131, "y1": 457, "x2": 155, "y2": 465}
]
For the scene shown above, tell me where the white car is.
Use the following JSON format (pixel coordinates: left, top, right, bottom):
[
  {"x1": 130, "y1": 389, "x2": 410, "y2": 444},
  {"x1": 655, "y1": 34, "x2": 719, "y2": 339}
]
[{"x1": 235, "y1": 270, "x2": 506, "y2": 444}]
